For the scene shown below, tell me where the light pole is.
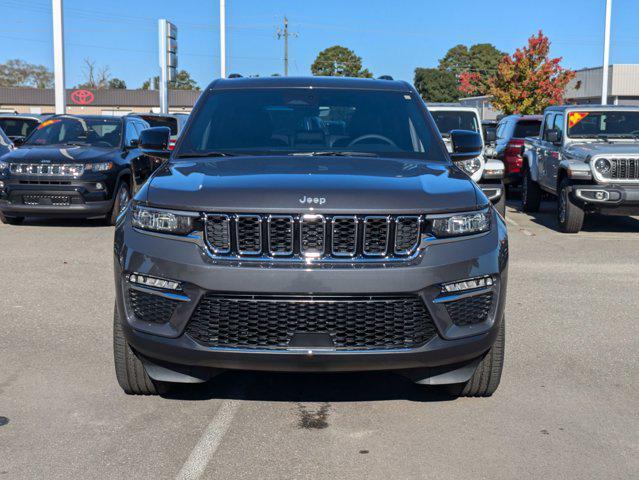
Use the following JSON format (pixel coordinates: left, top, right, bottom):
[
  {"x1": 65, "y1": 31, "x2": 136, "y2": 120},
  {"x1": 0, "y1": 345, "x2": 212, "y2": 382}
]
[
  {"x1": 220, "y1": 0, "x2": 226, "y2": 78},
  {"x1": 52, "y1": 0, "x2": 66, "y2": 114},
  {"x1": 601, "y1": 0, "x2": 612, "y2": 105}
]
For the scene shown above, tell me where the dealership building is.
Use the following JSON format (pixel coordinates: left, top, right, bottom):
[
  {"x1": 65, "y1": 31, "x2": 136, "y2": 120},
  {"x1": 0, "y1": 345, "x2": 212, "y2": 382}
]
[{"x1": 0, "y1": 87, "x2": 200, "y2": 116}]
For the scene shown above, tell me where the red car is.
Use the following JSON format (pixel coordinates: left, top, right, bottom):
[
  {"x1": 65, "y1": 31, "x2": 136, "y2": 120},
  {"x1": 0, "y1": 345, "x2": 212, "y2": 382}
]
[{"x1": 493, "y1": 115, "x2": 542, "y2": 187}]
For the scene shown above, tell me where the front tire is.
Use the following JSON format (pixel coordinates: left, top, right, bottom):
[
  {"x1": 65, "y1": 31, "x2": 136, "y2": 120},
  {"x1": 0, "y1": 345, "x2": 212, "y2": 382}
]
[
  {"x1": 449, "y1": 316, "x2": 505, "y2": 398},
  {"x1": 0, "y1": 213, "x2": 24, "y2": 225},
  {"x1": 106, "y1": 181, "x2": 130, "y2": 226},
  {"x1": 557, "y1": 178, "x2": 584, "y2": 233},
  {"x1": 521, "y1": 168, "x2": 541, "y2": 212},
  {"x1": 113, "y1": 304, "x2": 160, "y2": 395}
]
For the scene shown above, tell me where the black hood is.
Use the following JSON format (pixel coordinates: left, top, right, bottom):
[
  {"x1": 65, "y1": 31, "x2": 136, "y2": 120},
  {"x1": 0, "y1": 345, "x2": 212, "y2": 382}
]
[
  {"x1": 145, "y1": 155, "x2": 481, "y2": 214},
  {"x1": 3, "y1": 145, "x2": 118, "y2": 163}
]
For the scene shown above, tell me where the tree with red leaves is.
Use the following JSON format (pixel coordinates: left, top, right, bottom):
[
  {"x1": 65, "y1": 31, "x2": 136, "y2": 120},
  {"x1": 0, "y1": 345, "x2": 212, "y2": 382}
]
[{"x1": 484, "y1": 31, "x2": 574, "y2": 115}]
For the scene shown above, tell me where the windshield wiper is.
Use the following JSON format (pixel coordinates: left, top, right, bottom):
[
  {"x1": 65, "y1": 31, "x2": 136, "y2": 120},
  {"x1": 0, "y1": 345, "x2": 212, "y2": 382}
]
[
  {"x1": 289, "y1": 151, "x2": 379, "y2": 157},
  {"x1": 175, "y1": 151, "x2": 236, "y2": 158}
]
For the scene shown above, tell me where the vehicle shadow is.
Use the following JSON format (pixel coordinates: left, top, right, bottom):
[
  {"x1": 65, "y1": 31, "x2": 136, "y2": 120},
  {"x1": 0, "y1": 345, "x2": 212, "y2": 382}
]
[
  {"x1": 507, "y1": 198, "x2": 639, "y2": 233},
  {"x1": 161, "y1": 370, "x2": 457, "y2": 403},
  {"x1": 18, "y1": 217, "x2": 110, "y2": 228}
]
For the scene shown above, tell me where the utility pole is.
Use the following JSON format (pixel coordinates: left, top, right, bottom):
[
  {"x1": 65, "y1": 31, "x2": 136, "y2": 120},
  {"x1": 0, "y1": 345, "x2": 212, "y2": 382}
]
[
  {"x1": 220, "y1": 0, "x2": 226, "y2": 78},
  {"x1": 601, "y1": 0, "x2": 612, "y2": 105},
  {"x1": 52, "y1": 0, "x2": 66, "y2": 114},
  {"x1": 276, "y1": 17, "x2": 297, "y2": 76}
]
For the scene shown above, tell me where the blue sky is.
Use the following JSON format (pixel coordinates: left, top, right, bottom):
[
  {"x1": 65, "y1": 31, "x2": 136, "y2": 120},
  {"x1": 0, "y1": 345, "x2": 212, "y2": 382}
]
[{"x1": 2, "y1": 0, "x2": 639, "y2": 89}]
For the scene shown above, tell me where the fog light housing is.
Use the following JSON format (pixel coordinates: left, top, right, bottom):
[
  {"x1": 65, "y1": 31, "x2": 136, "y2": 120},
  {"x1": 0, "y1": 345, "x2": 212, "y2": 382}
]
[
  {"x1": 127, "y1": 273, "x2": 181, "y2": 291},
  {"x1": 442, "y1": 275, "x2": 494, "y2": 293},
  {"x1": 96, "y1": 182, "x2": 104, "y2": 190}
]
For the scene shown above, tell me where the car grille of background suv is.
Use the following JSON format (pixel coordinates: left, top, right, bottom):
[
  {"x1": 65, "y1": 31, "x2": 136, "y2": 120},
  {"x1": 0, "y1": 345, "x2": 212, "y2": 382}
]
[
  {"x1": 444, "y1": 292, "x2": 493, "y2": 326},
  {"x1": 204, "y1": 213, "x2": 422, "y2": 261},
  {"x1": 9, "y1": 163, "x2": 85, "y2": 177},
  {"x1": 185, "y1": 295, "x2": 437, "y2": 350},
  {"x1": 610, "y1": 158, "x2": 639, "y2": 180},
  {"x1": 127, "y1": 289, "x2": 179, "y2": 324}
]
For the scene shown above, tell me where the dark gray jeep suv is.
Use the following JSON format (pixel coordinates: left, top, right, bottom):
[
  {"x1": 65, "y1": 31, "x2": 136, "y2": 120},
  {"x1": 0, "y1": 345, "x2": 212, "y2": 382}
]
[{"x1": 113, "y1": 77, "x2": 508, "y2": 397}]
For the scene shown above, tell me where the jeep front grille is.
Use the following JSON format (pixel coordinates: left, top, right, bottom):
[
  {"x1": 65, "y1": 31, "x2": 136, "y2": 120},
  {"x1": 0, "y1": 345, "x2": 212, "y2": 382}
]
[
  {"x1": 204, "y1": 213, "x2": 423, "y2": 261},
  {"x1": 610, "y1": 158, "x2": 639, "y2": 180},
  {"x1": 185, "y1": 294, "x2": 437, "y2": 350},
  {"x1": 9, "y1": 163, "x2": 84, "y2": 177}
]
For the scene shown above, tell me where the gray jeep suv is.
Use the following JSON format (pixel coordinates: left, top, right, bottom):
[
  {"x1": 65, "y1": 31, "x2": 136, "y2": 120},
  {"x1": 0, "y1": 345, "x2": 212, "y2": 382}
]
[{"x1": 113, "y1": 77, "x2": 508, "y2": 397}]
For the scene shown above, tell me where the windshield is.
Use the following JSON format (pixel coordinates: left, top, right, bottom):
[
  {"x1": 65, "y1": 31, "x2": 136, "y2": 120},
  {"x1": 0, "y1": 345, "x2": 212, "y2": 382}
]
[
  {"x1": 0, "y1": 118, "x2": 40, "y2": 138},
  {"x1": 178, "y1": 89, "x2": 440, "y2": 158},
  {"x1": 431, "y1": 111, "x2": 480, "y2": 137},
  {"x1": 514, "y1": 120, "x2": 542, "y2": 138},
  {"x1": 25, "y1": 117, "x2": 122, "y2": 147},
  {"x1": 568, "y1": 111, "x2": 639, "y2": 138}
]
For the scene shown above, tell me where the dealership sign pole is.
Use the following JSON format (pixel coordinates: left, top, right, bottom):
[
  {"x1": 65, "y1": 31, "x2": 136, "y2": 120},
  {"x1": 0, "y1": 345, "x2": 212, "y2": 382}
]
[
  {"x1": 601, "y1": 0, "x2": 612, "y2": 105},
  {"x1": 52, "y1": 0, "x2": 66, "y2": 114},
  {"x1": 158, "y1": 19, "x2": 177, "y2": 114}
]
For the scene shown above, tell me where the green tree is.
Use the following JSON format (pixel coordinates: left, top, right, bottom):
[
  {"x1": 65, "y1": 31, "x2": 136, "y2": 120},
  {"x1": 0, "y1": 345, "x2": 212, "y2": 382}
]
[
  {"x1": 488, "y1": 31, "x2": 574, "y2": 115},
  {"x1": 0, "y1": 59, "x2": 53, "y2": 88},
  {"x1": 142, "y1": 71, "x2": 199, "y2": 90},
  {"x1": 311, "y1": 46, "x2": 372, "y2": 78},
  {"x1": 439, "y1": 43, "x2": 505, "y2": 96},
  {"x1": 413, "y1": 68, "x2": 459, "y2": 103},
  {"x1": 108, "y1": 78, "x2": 127, "y2": 89}
]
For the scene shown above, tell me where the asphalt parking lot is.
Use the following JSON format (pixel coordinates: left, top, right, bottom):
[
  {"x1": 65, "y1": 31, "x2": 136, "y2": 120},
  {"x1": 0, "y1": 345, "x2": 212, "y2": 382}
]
[{"x1": 0, "y1": 200, "x2": 637, "y2": 480}]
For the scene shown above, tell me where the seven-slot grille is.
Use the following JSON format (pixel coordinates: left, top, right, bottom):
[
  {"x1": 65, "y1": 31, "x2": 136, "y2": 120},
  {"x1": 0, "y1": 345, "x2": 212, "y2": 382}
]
[
  {"x1": 609, "y1": 158, "x2": 639, "y2": 180},
  {"x1": 204, "y1": 213, "x2": 423, "y2": 260},
  {"x1": 185, "y1": 294, "x2": 437, "y2": 350},
  {"x1": 9, "y1": 163, "x2": 84, "y2": 177}
]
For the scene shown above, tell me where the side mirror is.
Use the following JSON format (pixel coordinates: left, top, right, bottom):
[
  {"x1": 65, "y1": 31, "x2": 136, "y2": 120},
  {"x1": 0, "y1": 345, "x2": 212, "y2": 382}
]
[
  {"x1": 449, "y1": 129, "x2": 483, "y2": 162},
  {"x1": 139, "y1": 127, "x2": 171, "y2": 159},
  {"x1": 546, "y1": 129, "x2": 562, "y2": 144},
  {"x1": 128, "y1": 138, "x2": 140, "y2": 149},
  {"x1": 12, "y1": 136, "x2": 25, "y2": 147}
]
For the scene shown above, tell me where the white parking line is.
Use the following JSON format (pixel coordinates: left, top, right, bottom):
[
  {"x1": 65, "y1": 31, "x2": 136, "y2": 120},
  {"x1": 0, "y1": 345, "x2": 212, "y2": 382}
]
[
  {"x1": 175, "y1": 399, "x2": 241, "y2": 480},
  {"x1": 505, "y1": 217, "x2": 519, "y2": 227}
]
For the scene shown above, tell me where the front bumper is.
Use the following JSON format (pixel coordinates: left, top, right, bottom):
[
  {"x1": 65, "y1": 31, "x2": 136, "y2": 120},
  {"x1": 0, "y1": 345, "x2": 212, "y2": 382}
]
[
  {"x1": 0, "y1": 177, "x2": 115, "y2": 218},
  {"x1": 114, "y1": 209, "x2": 508, "y2": 379},
  {"x1": 572, "y1": 183, "x2": 639, "y2": 215},
  {"x1": 478, "y1": 180, "x2": 504, "y2": 203}
]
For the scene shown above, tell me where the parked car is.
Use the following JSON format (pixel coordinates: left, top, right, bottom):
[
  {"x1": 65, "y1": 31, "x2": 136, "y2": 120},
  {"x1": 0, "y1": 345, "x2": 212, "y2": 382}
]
[
  {"x1": 492, "y1": 115, "x2": 542, "y2": 189},
  {"x1": 428, "y1": 104, "x2": 506, "y2": 216},
  {"x1": 522, "y1": 105, "x2": 639, "y2": 232},
  {"x1": 113, "y1": 77, "x2": 508, "y2": 398},
  {"x1": 0, "y1": 114, "x2": 44, "y2": 144},
  {"x1": 128, "y1": 113, "x2": 189, "y2": 150},
  {"x1": 0, "y1": 126, "x2": 14, "y2": 156},
  {"x1": 0, "y1": 114, "x2": 157, "y2": 225}
]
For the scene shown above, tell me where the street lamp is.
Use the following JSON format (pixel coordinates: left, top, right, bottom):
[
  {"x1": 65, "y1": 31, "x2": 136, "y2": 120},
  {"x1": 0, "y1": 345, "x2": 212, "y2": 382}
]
[{"x1": 601, "y1": 0, "x2": 612, "y2": 105}]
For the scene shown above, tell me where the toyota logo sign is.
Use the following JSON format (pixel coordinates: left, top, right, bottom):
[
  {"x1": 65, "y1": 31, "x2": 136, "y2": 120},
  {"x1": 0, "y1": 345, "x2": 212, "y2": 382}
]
[{"x1": 70, "y1": 89, "x2": 95, "y2": 105}]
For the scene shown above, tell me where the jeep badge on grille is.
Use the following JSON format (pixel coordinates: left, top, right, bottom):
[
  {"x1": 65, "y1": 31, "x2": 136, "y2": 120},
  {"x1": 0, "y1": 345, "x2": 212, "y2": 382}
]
[{"x1": 298, "y1": 195, "x2": 326, "y2": 205}]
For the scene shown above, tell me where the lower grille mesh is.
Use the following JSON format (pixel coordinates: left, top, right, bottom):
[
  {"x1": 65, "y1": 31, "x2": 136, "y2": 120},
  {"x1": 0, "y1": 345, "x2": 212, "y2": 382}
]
[
  {"x1": 186, "y1": 295, "x2": 437, "y2": 350},
  {"x1": 445, "y1": 292, "x2": 493, "y2": 326},
  {"x1": 128, "y1": 289, "x2": 179, "y2": 324}
]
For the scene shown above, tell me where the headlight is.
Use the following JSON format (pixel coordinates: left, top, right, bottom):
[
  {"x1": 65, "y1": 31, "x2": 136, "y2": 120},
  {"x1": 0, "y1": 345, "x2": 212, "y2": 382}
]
[
  {"x1": 457, "y1": 158, "x2": 482, "y2": 176},
  {"x1": 594, "y1": 158, "x2": 611, "y2": 175},
  {"x1": 85, "y1": 162, "x2": 113, "y2": 172},
  {"x1": 0, "y1": 161, "x2": 8, "y2": 170},
  {"x1": 131, "y1": 204, "x2": 195, "y2": 235},
  {"x1": 431, "y1": 209, "x2": 491, "y2": 238}
]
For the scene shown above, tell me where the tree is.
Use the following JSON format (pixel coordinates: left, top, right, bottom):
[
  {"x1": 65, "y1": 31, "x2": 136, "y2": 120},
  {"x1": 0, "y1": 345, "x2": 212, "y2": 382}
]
[
  {"x1": 487, "y1": 31, "x2": 575, "y2": 115},
  {"x1": 414, "y1": 68, "x2": 459, "y2": 103},
  {"x1": 440, "y1": 43, "x2": 505, "y2": 97},
  {"x1": 0, "y1": 59, "x2": 53, "y2": 88},
  {"x1": 108, "y1": 78, "x2": 127, "y2": 89},
  {"x1": 143, "y1": 71, "x2": 198, "y2": 90},
  {"x1": 76, "y1": 58, "x2": 111, "y2": 89},
  {"x1": 311, "y1": 46, "x2": 372, "y2": 78}
]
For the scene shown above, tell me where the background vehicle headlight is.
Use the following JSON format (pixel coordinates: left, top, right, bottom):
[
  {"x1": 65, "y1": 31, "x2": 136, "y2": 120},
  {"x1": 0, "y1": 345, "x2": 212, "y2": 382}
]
[
  {"x1": 431, "y1": 209, "x2": 491, "y2": 237},
  {"x1": 457, "y1": 158, "x2": 482, "y2": 176},
  {"x1": 0, "y1": 161, "x2": 8, "y2": 170},
  {"x1": 131, "y1": 204, "x2": 195, "y2": 234},
  {"x1": 85, "y1": 162, "x2": 113, "y2": 172},
  {"x1": 594, "y1": 158, "x2": 611, "y2": 175}
]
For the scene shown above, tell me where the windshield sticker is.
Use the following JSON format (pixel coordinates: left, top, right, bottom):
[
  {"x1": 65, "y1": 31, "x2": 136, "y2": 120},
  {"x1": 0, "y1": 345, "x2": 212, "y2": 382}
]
[
  {"x1": 37, "y1": 119, "x2": 61, "y2": 130},
  {"x1": 568, "y1": 112, "x2": 589, "y2": 128}
]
